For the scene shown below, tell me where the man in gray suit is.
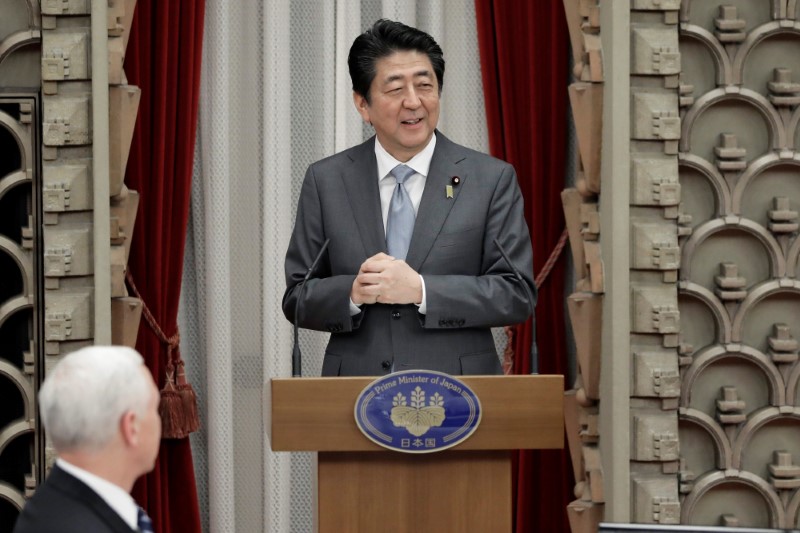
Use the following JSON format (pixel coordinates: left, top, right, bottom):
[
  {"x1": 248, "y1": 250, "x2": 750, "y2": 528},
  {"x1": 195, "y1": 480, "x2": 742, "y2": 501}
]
[{"x1": 283, "y1": 19, "x2": 535, "y2": 376}]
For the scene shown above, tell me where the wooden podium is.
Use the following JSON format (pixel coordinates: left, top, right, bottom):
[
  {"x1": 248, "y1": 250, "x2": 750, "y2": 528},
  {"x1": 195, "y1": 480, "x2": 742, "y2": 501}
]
[{"x1": 268, "y1": 375, "x2": 563, "y2": 533}]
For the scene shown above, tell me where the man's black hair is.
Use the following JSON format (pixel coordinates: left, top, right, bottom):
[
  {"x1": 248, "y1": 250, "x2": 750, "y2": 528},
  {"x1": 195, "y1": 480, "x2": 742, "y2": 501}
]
[{"x1": 348, "y1": 19, "x2": 445, "y2": 103}]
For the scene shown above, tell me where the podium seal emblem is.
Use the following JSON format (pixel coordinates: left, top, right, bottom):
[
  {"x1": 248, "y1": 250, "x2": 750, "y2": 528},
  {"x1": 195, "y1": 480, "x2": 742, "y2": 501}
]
[{"x1": 354, "y1": 370, "x2": 482, "y2": 453}]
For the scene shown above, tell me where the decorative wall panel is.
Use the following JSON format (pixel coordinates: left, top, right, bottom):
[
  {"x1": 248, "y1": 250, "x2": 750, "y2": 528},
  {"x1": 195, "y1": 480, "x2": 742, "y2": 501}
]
[
  {"x1": 678, "y1": 0, "x2": 800, "y2": 528},
  {"x1": 0, "y1": 0, "x2": 145, "y2": 525},
  {"x1": 0, "y1": 95, "x2": 39, "y2": 529},
  {"x1": 629, "y1": 0, "x2": 683, "y2": 526},
  {"x1": 563, "y1": 1, "x2": 607, "y2": 531},
  {"x1": 0, "y1": 2, "x2": 42, "y2": 530}
]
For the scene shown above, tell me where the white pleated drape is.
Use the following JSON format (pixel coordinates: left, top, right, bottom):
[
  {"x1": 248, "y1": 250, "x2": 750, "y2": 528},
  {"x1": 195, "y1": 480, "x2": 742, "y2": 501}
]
[{"x1": 180, "y1": 1, "x2": 490, "y2": 531}]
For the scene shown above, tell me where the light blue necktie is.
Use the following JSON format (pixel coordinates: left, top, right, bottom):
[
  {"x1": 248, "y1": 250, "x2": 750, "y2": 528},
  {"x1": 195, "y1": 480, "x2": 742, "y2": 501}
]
[
  {"x1": 386, "y1": 164, "x2": 417, "y2": 260},
  {"x1": 137, "y1": 507, "x2": 155, "y2": 533}
]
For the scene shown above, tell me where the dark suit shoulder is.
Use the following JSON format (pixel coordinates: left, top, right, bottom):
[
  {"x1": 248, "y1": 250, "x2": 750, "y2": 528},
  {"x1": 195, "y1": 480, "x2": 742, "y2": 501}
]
[
  {"x1": 308, "y1": 136, "x2": 374, "y2": 173},
  {"x1": 13, "y1": 466, "x2": 135, "y2": 533},
  {"x1": 435, "y1": 132, "x2": 513, "y2": 173}
]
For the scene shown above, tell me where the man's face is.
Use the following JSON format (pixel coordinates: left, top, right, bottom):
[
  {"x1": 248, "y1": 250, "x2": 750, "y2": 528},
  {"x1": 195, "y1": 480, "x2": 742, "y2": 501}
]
[{"x1": 354, "y1": 50, "x2": 440, "y2": 162}]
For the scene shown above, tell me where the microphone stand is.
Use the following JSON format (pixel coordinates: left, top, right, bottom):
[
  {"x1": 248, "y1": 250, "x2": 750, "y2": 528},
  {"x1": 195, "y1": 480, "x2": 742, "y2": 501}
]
[
  {"x1": 493, "y1": 238, "x2": 538, "y2": 374},
  {"x1": 292, "y1": 239, "x2": 330, "y2": 377}
]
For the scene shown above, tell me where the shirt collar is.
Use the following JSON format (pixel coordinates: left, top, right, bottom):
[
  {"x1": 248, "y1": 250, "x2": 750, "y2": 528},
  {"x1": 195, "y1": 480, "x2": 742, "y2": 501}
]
[
  {"x1": 375, "y1": 133, "x2": 437, "y2": 181},
  {"x1": 56, "y1": 458, "x2": 139, "y2": 530}
]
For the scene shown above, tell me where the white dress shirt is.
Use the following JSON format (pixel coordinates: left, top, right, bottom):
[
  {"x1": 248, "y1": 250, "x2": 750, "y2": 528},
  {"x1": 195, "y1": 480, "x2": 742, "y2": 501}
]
[
  {"x1": 57, "y1": 458, "x2": 139, "y2": 531},
  {"x1": 375, "y1": 134, "x2": 436, "y2": 230},
  {"x1": 349, "y1": 135, "x2": 436, "y2": 315}
]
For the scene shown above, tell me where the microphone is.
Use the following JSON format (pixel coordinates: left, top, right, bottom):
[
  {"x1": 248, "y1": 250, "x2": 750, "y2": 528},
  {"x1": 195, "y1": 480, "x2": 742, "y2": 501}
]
[
  {"x1": 493, "y1": 238, "x2": 538, "y2": 374},
  {"x1": 292, "y1": 238, "x2": 330, "y2": 377}
]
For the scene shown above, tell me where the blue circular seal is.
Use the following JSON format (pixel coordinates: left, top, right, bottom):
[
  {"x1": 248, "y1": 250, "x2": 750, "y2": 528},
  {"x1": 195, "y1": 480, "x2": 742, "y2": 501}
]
[{"x1": 354, "y1": 370, "x2": 482, "y2": 453}]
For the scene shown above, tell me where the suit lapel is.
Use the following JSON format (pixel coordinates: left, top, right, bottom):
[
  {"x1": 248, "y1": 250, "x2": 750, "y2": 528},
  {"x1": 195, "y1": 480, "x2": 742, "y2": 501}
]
[
  {"x1": 406, "y1": 132, "x2": 466, "y2": 270},
  {"x1": 341, "y1": 137, "x2": 387, "y2": 257}
]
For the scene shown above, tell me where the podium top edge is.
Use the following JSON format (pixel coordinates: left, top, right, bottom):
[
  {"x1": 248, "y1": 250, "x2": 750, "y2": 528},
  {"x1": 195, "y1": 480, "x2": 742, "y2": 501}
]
[{"x1": 271, "y1": 374, "x2": 564, "y2": 383}]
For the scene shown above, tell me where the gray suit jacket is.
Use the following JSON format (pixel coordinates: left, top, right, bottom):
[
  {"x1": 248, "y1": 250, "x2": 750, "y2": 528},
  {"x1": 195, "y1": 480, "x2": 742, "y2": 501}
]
[{"x1": 283, "y1": 131, "x2": 535, "y2": 376}]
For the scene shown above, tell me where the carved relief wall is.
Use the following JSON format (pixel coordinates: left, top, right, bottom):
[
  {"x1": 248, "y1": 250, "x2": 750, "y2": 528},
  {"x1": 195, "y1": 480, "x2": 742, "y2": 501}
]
[
  {"x1": 678, "y1": 0, "x2": 800, "y2": 528},
  {"x1": 564, "y1": 1, "x2": 800, "y2": 529},
  {"x1": 0, "y1": 0, "x2": 143, "y2": 529},
  {"x1": 40, "y1": 0, "x2": 142, "y2": 358},
  {"x1": 629, "y1": 0, "x2": 683, "y2": 528},
  {"x1": 562, "y1": 0, "x2": 606, "y2": 531},
  {"x1": 40, "y1": 0, "x2": 143, "y2": 471},
  {"x1": 564, "y1": 1, "x2": 684, "y2": 530},
  {"x1": 0, "y1": 0, "x2": 41, "y2": 528},
  {"x1": 0, "y1": 98, "x2": 38, "y2": 531}
]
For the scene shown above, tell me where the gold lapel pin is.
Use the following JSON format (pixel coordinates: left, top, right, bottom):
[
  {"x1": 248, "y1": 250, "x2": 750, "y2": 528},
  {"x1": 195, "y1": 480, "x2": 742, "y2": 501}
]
[{"x1": 446, "y1": 185, "x2": 454, "y2": 199}]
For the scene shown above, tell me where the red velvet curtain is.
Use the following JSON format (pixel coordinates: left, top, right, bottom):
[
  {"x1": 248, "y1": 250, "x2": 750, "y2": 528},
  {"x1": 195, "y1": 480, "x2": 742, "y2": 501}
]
[
  {"x1": 475, "y1": 2, "x2": 574, "y2": 532},
  {"x1": 124, "y1": 1, "x2": 205, "y2": 531}
]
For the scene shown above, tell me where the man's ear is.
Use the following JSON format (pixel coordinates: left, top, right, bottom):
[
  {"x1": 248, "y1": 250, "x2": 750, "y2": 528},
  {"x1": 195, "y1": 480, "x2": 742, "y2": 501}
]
[
  {"x1": 120, "y1": 411, "x2": 139, "y2": 446},
  {"x1": 353, "y1": 92, "x2": 371, "y2": 124}
]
